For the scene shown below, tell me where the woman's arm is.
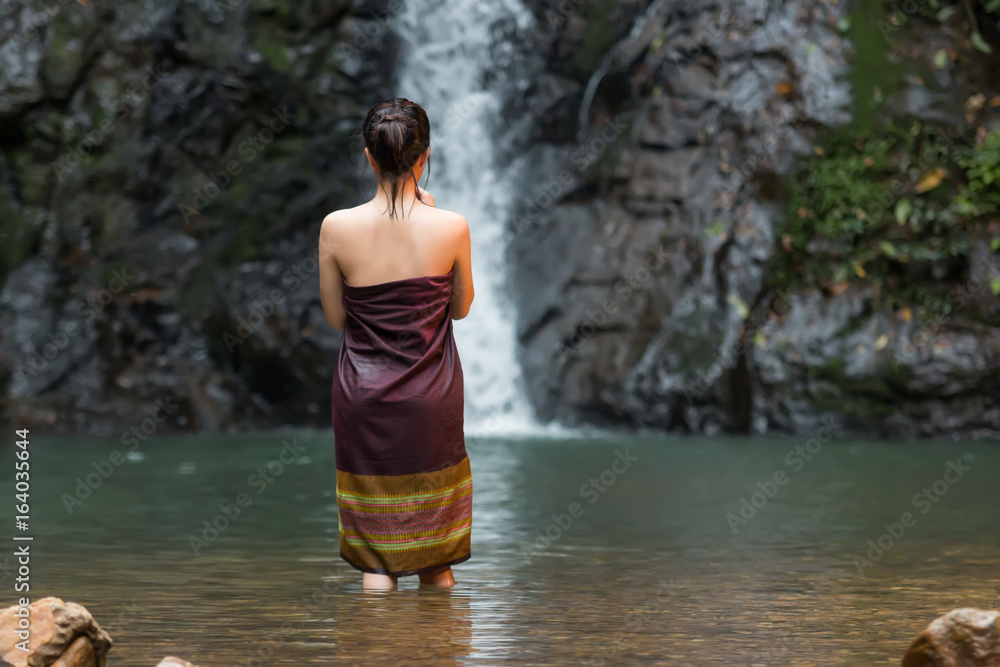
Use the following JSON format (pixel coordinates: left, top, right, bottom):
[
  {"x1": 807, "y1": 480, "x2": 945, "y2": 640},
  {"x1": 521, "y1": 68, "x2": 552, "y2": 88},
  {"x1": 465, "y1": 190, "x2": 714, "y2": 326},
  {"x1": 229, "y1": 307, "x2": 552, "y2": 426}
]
[
  {"x1": 417, "y1": 186, "x2": 471, "y2": 317},
  {"x1": 450, "y1": 216, "x2": 474, "y2": 320},
  {"x1": 319, "y1": 213, "x2": 346, "y2": 330}
]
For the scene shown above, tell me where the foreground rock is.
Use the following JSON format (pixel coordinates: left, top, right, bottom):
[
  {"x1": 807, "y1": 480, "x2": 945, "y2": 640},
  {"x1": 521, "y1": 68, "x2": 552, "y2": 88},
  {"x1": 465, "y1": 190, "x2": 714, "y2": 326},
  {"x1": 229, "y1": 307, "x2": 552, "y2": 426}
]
[
  {"x1": 0, "y1": 598, "x2": 201, "y2": 667},
  {"x1": 50, "y1": 637, "x2": 97, "y2": 667},
  {"x1": 0, "y1": 597, "x2": 112, "y2": 667},
  {"x1": 155, "y1": 658, "x2": 199, "y2": 667},
  {"x1": 903, "y1": 608, "x2": 1000, "y2": 667}
]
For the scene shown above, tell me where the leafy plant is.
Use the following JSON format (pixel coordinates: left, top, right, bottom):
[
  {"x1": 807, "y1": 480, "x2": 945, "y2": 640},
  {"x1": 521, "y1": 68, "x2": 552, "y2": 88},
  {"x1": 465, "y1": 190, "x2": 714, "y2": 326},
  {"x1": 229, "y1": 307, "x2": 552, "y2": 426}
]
[
  {"x1": 776, "y1": 122, "x2": 998, "y2": 313},
  {"x1": 954, "y1": 130, "x2": 1000, "y2": 216}
]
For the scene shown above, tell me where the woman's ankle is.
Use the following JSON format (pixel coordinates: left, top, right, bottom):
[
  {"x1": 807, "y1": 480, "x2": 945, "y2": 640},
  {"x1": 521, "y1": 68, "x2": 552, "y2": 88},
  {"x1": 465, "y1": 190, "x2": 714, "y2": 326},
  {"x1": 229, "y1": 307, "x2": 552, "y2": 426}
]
[
  {"x1": 362, "y1": 572, "x2": 397, "y2": 590},
  {"x1": 418, "y1": 566, "x2": 455, "y2": 588}
]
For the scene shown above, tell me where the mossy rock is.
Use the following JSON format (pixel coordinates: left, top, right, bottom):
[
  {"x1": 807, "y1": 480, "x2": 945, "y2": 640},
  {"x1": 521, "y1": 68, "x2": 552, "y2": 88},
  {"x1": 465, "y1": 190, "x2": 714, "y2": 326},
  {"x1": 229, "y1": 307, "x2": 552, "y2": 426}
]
[
  {"x1": 248, "y1": 20, "x2": 295, "y2": 74},
  {"x1": 42, "y1": 6, "x2": 100, "y2": 99},
  {"x1": 0, "y1": 190, "x2": 42, "y2": 284}
]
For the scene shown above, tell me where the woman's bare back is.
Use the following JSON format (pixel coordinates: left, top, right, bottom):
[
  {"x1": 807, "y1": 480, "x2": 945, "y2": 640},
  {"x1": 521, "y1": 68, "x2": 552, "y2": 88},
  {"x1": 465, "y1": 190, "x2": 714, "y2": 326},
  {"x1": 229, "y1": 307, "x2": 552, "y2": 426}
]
[
  {"x1": 318, "y1": 192, "x2": 475, "y2": 328},
  {"x1": 334, "y1": 199, "x2": 463, "y2": 286}
]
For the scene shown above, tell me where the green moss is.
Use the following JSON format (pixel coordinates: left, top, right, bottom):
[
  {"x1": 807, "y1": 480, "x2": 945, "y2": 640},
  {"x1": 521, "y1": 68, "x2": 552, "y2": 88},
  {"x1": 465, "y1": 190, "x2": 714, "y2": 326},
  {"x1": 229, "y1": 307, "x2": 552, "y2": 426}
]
[
  {"x1": 813, "y1": 360, "x2": 895, "y2": 398},
  {"x1": 584, "y1": 112, "x2": 635, "y2": 182},
  {"x1": 43, "y1": 7, "x2": 97, "y2": 96},
  {"x1": 273, "y1": 0, "x2": 293, "y2": 21},
  {"x1": 177, "y1": 260, "x2": 218, "y2": 320},
  {"x1": 250, "y1": 23, "x2": 292, "y2": 73},
  {"x1": 574, "y1": 0, "x2": 626, "y2": 73},
  {"x1": 0, "y1": 190, "x2": 38, "y2": 284},
  {"x1": 844, "y1": 2, "x2": 905, "y2": 133},
  {"x1": 806, "y1": 358, "x2": 900, "y2": 415}
]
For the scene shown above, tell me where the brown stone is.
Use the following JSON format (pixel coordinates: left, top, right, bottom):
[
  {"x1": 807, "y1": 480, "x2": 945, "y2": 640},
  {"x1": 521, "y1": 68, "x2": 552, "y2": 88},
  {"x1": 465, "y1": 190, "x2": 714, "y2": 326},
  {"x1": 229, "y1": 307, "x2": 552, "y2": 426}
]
[
  {"x1": 155, "y1": 658, "x2": 199, "y2": 667},
  {"x1": 0, "y1": 597, "x2": 112, "y2": 667},
  {"x1": 902, "y1": 608, "x2": 1000, "y2": 667},
  {"x1": 50, "y1": 637, "x2": 95, "y2": 667}
]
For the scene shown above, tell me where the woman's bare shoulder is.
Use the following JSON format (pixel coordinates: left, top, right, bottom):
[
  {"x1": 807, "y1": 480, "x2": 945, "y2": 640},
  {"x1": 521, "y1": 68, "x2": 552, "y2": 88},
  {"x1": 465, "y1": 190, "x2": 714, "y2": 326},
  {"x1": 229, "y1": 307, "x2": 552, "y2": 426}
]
[
  {"x1": 322, "y1": 202, "x2": 466, "y2": 234},
  {"x1": 321, "y1": 204, "x2": 372, "y2": 243},
  {"x1": 323, "y1": 202, "x2": 368, "y2": 225},
  {"x1": 422, "y1": 205, "x2": 468, "y2": 230}
]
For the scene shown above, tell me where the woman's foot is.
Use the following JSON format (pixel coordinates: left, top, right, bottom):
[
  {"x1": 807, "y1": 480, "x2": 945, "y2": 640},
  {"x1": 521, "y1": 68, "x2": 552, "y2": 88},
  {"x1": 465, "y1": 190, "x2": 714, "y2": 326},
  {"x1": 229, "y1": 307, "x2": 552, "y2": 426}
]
[
  {"x1": 418, "y1": 566, "x2": 455, "y2": 588},
  {"x1": 362, "y1": 572, "x2": 397, "y2": 590}
]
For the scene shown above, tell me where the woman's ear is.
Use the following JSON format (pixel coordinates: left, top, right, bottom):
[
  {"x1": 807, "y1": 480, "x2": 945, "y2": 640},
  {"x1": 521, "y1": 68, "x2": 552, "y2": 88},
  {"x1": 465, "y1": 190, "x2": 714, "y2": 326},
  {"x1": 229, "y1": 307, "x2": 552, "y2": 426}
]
[
  {"x1": 418, "y1": 147, "x2": 430, "y2": 168},
  {"x1": 365, "y1": 147, "x2": 378, "y2": 171}
]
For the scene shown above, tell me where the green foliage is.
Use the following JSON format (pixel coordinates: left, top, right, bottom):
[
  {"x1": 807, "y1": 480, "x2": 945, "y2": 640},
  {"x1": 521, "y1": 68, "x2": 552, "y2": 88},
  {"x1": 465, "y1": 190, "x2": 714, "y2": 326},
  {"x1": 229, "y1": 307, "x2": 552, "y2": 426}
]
[
  {"x1": 777, "y1": 123, "x2": 1000, "y2": 313},
  {"x1": 954, "y1": 130, "x2": 1000, "y2": 217},
  {"x1": 780, "y1": 134, "x2": 892, "y2": 253}
]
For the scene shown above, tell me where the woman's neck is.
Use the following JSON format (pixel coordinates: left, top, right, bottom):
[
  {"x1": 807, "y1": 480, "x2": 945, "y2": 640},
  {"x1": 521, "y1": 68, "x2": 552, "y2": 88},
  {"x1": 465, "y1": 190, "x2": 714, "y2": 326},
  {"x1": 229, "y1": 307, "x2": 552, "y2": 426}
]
[{"x1": 372, "y1": 176, "x2": 419, "y2": 211}]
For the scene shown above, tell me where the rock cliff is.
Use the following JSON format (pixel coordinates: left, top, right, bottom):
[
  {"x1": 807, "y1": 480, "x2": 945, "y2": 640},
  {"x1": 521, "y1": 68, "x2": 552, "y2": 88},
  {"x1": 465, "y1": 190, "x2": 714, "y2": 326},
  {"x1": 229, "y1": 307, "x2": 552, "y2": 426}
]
[
  {"x1": 505, "y1": 0, "x2": 1000, "y2": 437},
  {"x1": 0, "y1": 0, "x2": 398, "y2": 433}
]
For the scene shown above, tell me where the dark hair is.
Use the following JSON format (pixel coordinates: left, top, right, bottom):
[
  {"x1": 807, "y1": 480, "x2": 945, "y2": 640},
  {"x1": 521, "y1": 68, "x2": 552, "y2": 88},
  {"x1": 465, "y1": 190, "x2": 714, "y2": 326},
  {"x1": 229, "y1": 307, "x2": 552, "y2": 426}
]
[{"x1": 362, "y1": 98, "x2": 431, "y2": 219}]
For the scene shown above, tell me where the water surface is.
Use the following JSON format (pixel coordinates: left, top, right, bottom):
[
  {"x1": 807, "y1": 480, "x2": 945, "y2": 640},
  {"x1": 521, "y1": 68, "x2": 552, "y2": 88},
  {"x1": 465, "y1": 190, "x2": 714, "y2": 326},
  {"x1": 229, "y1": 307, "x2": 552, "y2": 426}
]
[{"x1": 10, "y1": 432, "x2": 999, "y2": 665}]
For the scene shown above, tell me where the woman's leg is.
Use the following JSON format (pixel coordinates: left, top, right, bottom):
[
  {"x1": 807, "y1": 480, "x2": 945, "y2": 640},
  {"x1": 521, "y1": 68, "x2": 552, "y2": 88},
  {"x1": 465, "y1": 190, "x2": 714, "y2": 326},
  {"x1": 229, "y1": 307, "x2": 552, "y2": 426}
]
[
  {"x1": 362, "y1": 572, "x2": 397, "y2": 590},
  {"x1": 418, "y1": 565, "x2": 455, "y2": 588}
]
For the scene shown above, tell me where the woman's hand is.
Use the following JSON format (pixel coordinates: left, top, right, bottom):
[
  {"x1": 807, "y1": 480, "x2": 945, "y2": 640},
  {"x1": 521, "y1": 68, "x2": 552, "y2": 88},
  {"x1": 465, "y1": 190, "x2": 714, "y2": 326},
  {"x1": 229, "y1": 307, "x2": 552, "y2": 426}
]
[{"x1": 416, "y1": 185, "x2": 436, "y2": 207}]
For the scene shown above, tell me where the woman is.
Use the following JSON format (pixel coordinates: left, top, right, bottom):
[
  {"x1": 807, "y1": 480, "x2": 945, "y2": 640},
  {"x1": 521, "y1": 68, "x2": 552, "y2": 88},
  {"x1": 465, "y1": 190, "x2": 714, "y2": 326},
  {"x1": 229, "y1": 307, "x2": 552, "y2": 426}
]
[{"x1": 318, "y1": 98, "x2": 475, "y2": 590}]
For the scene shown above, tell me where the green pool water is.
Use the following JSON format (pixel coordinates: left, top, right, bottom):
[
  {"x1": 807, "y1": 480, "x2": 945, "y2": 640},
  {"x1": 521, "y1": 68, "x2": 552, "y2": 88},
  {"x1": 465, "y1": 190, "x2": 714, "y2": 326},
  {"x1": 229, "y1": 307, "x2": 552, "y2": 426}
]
[{"x1": 5, "y1": 431, "x2": 999, "y2": 665}]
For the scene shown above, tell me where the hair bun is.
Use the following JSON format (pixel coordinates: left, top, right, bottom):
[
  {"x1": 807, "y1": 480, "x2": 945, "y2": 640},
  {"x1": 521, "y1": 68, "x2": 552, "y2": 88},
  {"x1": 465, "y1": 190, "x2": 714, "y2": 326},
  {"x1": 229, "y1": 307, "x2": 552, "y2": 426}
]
[{"x1": 362, "y1": 98, "x2": 431, "y2": 218}]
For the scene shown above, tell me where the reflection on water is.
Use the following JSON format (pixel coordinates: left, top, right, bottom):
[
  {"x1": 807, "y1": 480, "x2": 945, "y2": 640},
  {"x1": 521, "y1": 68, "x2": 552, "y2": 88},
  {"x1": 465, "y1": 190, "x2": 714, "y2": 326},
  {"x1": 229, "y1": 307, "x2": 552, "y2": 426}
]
[
  {"x1": 10, "y1": 433, "x2": 1000, "y2": 664},
  {"x1": 334, "y1": 590, "x2": 472, "y2": 664}
]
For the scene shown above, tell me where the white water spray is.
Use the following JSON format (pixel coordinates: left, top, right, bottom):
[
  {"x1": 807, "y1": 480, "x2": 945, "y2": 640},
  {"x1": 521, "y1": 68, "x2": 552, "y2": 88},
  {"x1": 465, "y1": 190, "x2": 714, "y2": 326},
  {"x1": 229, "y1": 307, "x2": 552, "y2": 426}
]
[{"x1": 394, "y1": 0, "x2": 563, "y2": 436}]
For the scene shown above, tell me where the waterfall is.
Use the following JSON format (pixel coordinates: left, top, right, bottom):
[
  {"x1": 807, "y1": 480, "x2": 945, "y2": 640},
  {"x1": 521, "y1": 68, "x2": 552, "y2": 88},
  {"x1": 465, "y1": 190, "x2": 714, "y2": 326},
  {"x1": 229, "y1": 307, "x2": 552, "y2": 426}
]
[{"x1": 394, "y1": 0, "x2": 557, "y2": 436}]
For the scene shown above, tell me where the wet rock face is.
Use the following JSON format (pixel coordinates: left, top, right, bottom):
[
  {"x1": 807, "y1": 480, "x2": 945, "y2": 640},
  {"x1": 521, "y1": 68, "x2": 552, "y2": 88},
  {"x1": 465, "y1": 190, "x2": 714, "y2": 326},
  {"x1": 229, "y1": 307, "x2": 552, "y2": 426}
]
[
  {"x1": 752, "y1": 283, "x2": 1000, "y2": 438},
  {"x1": 0, "y1": 597, "x2": 112, "y2": 667},
  {"x1": 902, "y1": 608, "x2": 1000, "y2": 667},
  {"x1": 0, "y1": 0, "x2": 398, "y2": 433},
  {"x1": 506, "y1": 0, "x2": 1000, "y2": 437},
  {"x1": 507, "y1": 0, "x2": 851, "y2": 432}
]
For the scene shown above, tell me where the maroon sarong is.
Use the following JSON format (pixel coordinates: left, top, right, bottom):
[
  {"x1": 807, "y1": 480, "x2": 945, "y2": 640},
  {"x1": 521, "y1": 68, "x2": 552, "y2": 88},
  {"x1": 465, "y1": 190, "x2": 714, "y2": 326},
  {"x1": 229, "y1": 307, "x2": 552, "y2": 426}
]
[{"x1": 332, "y1": 268, "x2": 472, "y2": 576}]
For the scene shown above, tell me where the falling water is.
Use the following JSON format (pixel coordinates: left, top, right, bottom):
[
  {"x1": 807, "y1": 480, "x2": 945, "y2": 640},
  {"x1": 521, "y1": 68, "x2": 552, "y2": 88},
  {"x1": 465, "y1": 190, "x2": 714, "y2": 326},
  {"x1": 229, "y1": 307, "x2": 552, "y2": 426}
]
[{"x1": 394, "y1": 0, "x2": 557, "y2": 436}]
